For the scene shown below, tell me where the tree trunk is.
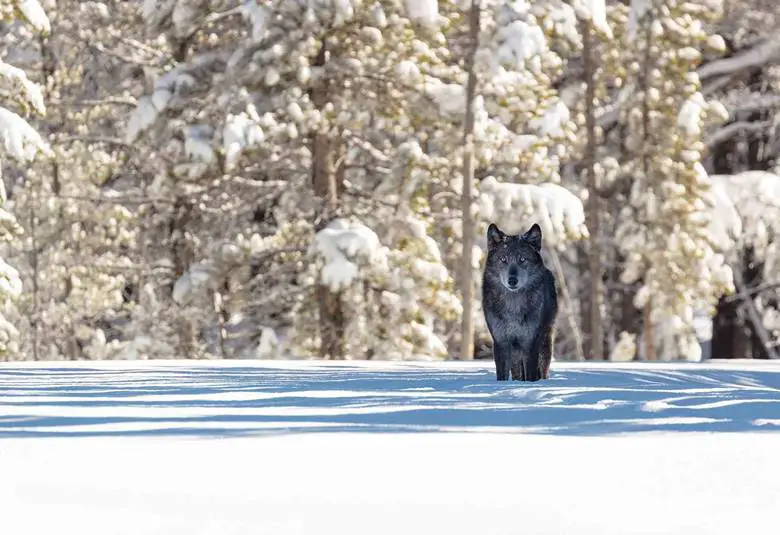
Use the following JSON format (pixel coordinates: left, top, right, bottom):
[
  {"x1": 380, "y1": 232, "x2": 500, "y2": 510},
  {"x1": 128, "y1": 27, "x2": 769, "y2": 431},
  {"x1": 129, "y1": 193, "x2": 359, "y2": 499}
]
[
  {"x1": 581, "y1": 20, "x2": 605, "y2": 360},
  {"x1": 28, "y1": 33, "x2": 60, "y2": 361},
  {"x1": 27, "y1": 180, "x2": 40, "y2": 361},
  {"x1": 311, "y1": 39, "x2": 346, "y2": 360},
  {"x1": 171, "y1": 196, "x2": 198, "y2": 358},
  {"x1": 458, "y1": 0, "x2": 481, "y2": 361},
  {"x1": 639, "y1": 11, "x2": 656, "y2": 361},
  {"x1": 712, "y1": 295, "x2": 739, "y2": 359},
  {"x1": 577, "y1": 245, "x2": 593, "y2": 358},
  {"x1": 643, "y1": 300, "x2": 657, "y2": 360}
]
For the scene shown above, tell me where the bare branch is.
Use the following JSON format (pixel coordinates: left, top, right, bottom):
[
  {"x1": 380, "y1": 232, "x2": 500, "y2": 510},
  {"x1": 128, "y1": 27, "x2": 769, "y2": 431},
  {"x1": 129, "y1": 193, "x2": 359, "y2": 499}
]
[
  {"x1": 730, "y1": 95, "x2": 780, "y2": 116},
  {"x1": 598, "y1": 39, "x2": 780, "y2": 131},
  {"x1": 702, "y1": 74, "x2": 734, "y2": 96},
  {"x1": 119, "y1": 37, "x2": 167, "y2": 60},
  {"x1": 55, "y1": 194, "x2": 174, "y2": 205},
  {"x1": 89, "y1": 42, "x2": 160, "y2": 67},
  {"x1": 699, "y1": 38, "x2": 780, "y2": 80},
  {"x1": 724, "y1": 281, "x2": 780, "y2": 304},
  {"x1": 705, "y1": 120, "x2": 775, "y2": 147},
  {"x1": 56, "y1": 135, "x2": 136, "y2": 149},
  {"x1": 78, "y1": 97, "x2": 138, "y2": 108},
  {"x1": 732, "y1": 268, "x2": 780, "y2": 359}
]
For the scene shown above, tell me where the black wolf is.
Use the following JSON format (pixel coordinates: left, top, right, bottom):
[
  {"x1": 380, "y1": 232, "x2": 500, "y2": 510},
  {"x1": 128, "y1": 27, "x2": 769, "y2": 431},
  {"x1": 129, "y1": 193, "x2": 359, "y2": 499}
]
[{"x1": 482, "y1": 223, "x2": 558, "y2": 381}]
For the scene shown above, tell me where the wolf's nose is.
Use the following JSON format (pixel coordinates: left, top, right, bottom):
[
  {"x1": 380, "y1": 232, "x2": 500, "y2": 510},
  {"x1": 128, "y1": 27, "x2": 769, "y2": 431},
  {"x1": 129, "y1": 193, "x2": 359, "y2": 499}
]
[{"x1": 508, "y1": 276, "x2": 518, "y2": 287}]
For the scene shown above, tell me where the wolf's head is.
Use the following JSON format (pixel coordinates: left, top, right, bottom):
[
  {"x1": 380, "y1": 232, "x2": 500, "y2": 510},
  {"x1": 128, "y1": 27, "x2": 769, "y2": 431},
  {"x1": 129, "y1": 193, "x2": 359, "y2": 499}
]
[{"x1": 484, "y1": 223, "x2": 545, "y2": 292}]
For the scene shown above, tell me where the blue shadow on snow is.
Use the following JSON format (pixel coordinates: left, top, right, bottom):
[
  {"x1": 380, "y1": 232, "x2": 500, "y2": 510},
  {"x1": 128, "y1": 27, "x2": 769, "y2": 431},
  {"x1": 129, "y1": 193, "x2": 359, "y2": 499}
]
[{"x1": 1, "y1": 363, "x2": 779, "y2": 438}]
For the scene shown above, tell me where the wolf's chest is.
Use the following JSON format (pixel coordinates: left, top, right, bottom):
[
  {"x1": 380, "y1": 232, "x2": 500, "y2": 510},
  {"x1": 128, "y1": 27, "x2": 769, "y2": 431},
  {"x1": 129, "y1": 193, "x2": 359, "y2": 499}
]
[
  {"x1": 493, "y1": 290, "x2": 538, "y2": 313},
  {"x1": 484, "y1": 292, "x2": 542, "y2": 336}
]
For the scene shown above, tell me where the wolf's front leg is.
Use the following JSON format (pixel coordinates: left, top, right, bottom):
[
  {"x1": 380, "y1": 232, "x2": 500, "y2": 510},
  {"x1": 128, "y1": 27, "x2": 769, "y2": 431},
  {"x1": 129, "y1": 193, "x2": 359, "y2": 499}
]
[
  {"x1": 510, "y1": 356, "x2": 526, "y2": 381},
  {"x1": 508, "y1": 338, "x2": 537, "y2": 381},
  {"x1": 537, "y1": 329, "x2": 554, "y2": 380},
  {"x1": 493, "y1": 342, "x2": 511, "y2": 381},
  {"x1": 527, "y1": 350, "x2": 544, "y2": 382},
  {"x1": 513, "y1": 343, "x2": 541, "y2": 382}
]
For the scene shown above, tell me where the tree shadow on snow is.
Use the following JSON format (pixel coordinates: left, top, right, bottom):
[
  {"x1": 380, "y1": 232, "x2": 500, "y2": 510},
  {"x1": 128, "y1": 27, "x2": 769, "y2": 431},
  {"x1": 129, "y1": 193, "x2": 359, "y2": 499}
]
[{"x1": 1, "y1": 362, "x2": 779, "y2": 438}]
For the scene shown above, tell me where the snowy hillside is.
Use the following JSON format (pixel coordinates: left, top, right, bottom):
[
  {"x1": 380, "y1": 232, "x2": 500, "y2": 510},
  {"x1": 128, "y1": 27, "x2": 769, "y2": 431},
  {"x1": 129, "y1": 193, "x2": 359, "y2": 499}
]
[{"x1": 1, "y1": 360, "x2": 779, "y2": 535}]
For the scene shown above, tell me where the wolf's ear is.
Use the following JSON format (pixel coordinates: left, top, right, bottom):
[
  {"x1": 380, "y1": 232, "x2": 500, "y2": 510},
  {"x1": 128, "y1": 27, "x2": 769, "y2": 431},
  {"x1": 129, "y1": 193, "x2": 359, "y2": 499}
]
[
  {"x1": 522, "y1": 223, "x2": 542, "y2": 251},
  {"x1": 487, "y1": 223, "x2": 505, "y2": 249}
]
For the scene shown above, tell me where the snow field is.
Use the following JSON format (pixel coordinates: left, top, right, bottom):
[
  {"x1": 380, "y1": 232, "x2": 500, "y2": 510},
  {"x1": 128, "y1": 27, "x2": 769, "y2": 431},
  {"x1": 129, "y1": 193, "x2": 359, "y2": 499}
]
[{"x1": 1, "y1": 360, "x2": 779, "y2": 534}]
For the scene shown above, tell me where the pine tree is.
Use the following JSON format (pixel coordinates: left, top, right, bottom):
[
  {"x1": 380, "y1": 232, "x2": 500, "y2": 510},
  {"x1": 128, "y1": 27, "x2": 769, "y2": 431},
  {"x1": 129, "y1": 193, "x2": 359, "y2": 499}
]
[
  {"x1": 2, "y1": 1, "x2": 160, "y2": 360},
  {"x1": 616, "y1": 0, "x2": 733, "y2": 360},
  {"x1": 127, "y1": 1, "x2": 466, "y2": 360},
  {"x1": 0, "y1": 0, "x2": 52, "y2": 359}
]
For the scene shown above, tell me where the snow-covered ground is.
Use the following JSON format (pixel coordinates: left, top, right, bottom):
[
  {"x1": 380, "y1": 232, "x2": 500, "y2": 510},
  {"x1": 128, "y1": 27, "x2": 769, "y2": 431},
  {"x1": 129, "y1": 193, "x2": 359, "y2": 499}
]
[{"x1": 1, "y1": 359, "x2": 779, "y2": 534}]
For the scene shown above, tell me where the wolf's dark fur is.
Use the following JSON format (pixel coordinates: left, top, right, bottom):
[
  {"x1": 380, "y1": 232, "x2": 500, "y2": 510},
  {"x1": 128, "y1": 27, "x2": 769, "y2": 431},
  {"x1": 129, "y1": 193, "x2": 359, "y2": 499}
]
[{"x1": 482, "y1": 223, "x2": 558, "y2": 381}]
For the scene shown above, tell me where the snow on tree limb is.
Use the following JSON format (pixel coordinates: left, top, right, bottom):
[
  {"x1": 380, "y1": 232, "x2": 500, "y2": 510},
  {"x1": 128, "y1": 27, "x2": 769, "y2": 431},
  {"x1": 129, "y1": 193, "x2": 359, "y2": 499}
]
[
  {"x1": 0, "y1": 258, "x2": 23, "y2": 298},
  {"x1": 0, "y1": 107, "x2": 52, "y2": 162},
  {"x1": 0, "y1": 60, "x2": 46, "y2": 115},
  {"x1": 571, "y1": 0, "x2": 613, "y2": 39},
  {"x1": 530, "y1": 99, "x2": 571, "y2": 138},
  {"x1": 544, "y1": 2, "x2": 580, "y2": 46},
  {"x1": 313, "y1": 219, "x2": 388, "y2": 292},
  {"x1": 0, "y1": 205, "x2": 23, "y2": 239},
  {"x1": 223, "y1": 110, "x2": 265, "y2": 170},
  {"x1": 478, "y1": 176, "x2": 588, "y2": 247},
  {"x1": 627, "y1": 0, "x2": 650, "y2": 39},
  {"x1": 708, "y1": 171, "x2": 780, "y2": 252},
  {"x1": 14, "y1": 0, "x2": 51, "y2": 34},
  {"x1": 494, "y1": 19, "x2": 547, "y2": 68},
  {"x1": 404, "y1": 0, "x2": 439, "y2": 27}
]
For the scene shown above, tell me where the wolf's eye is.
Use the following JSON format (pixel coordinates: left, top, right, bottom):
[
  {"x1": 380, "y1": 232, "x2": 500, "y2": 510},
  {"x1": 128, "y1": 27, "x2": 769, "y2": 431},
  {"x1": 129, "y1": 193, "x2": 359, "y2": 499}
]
[{"x1": 500, "y1": 256, "x2": 507, "y2": 264}]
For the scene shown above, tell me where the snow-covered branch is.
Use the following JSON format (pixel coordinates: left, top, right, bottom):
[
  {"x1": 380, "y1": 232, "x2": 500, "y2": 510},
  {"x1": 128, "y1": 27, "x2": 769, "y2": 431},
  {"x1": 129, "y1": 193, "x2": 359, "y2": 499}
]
[
  {"x1": 0, "y1": 108, "x2": 52, "y2": 162},
  {"x1": 0, "y1": 60, "x2": 46, "y2": 114},
  {"x1": 478, "y1": 176, "x2": 588, "y2": 247},
  {"x1": 313, "y1": 219, "x2": 387, "y2": 293},
  {"x1": 14, "y1": 0, "x2": 51, "y2": 33}
]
